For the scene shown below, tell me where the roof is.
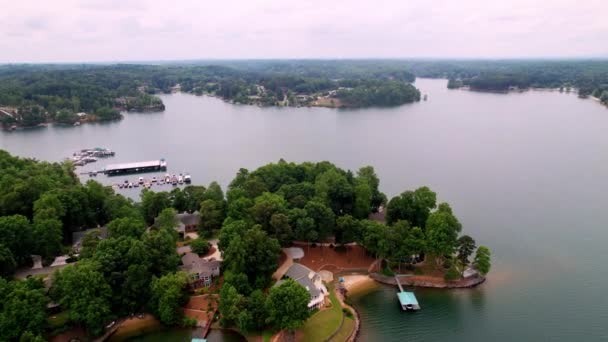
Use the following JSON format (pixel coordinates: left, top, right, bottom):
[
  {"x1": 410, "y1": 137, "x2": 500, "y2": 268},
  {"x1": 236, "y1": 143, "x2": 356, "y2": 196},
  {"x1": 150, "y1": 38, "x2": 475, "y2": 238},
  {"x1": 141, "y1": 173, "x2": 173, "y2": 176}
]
[
  {"x1": 181, "y1": 252, "x2": 220, "y2": 276},
  {"x1": 72, "y1": 227, "x2": 108, "y2": 248},
  {"x1": 177, "y1": 212, "x2": 200, "y2": 226},
  {"x1": 282, "y1": 263, "x2": 322, "y2": 298},
  {"x1": 191, "y1": 339, "x2": 207, "y2": 342},
  {"x1": 397, "y1": 291, "x2": 419, "y2": 306},
  {"x1": 104, "y1": 160, "x2": 163, "y2": 171}
]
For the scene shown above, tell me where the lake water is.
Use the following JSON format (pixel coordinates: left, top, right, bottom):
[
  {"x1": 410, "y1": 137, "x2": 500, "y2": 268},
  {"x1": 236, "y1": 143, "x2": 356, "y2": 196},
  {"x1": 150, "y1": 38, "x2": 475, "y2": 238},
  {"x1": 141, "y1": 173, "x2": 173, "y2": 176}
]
[{"x1": 2, "y1": 79, "x2": 608, "y2": 341}]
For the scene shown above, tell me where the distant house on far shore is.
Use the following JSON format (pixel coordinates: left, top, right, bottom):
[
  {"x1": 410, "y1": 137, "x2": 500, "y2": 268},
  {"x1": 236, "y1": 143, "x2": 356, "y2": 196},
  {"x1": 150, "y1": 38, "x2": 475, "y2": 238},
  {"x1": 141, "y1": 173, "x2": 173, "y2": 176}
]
[
  {"x1": 180, "y1": 252, "x2": 220, "y2": 288},
  {"x1": 277, "y1": 263, "x2": 328, "y2": 310},
  {"x1": 153, "y1": 211, "x2": 200, "y2": 238}
]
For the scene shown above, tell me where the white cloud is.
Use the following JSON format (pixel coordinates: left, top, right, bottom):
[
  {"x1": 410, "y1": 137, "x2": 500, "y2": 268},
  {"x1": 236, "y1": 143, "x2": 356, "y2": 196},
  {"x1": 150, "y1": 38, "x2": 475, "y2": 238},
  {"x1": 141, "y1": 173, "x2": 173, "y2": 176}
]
[{"x1": 0, "y1": 0, "x2": 606, "y2": 62}]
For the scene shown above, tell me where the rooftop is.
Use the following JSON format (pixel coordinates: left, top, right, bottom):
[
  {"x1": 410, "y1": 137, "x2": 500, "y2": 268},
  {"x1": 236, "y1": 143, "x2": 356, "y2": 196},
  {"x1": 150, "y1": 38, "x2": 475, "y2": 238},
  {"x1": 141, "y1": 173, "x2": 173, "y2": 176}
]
[
  {"x1": 397, "y1": 291, "x2": 419, "y2": 306},
  {"x1": 282, "y1": 263, "x2": 322, "y2": 298},
  {"x1": 104, "y1": 160, "x2": 164, "y2": 171},
  {"x1": 181, "y1": 252, "x2": 220, "y2": 276}
]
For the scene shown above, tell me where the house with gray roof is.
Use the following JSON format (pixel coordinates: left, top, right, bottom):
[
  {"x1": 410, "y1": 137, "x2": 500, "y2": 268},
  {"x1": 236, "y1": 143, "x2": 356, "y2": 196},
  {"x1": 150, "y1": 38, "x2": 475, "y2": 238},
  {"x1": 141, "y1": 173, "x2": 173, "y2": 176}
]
[
  {"x1": 153, "y1": 211, "x2": 200, "y2": 238},
  {"x1": 180, "y1": 252, "x2": 220, "y2": 288},
  {"x1": 277, "y1": 263, "x2": 328, "y2": 309}
]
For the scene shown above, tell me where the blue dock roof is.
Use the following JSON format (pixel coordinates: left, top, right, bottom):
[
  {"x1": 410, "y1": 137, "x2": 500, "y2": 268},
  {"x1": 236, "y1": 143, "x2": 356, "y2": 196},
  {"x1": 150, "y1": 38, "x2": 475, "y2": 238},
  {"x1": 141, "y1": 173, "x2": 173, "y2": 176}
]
[
  {"x1": 397, "y1": 291, "x2": 419, "y2": 306},
  {"x1": 191, "y1": 339, "x2": 207, "y2": 342}
]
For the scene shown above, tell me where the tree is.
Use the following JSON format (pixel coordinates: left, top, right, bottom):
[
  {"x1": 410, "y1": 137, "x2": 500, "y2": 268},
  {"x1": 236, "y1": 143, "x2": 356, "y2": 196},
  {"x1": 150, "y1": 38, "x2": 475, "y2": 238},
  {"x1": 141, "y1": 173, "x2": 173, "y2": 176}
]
[
  {"x1": 143, "y1": 229, "x2": 179, "y2": 276},
  {"x1": 202, "y1": 181, "x2": 225, "y2": 203},
  {"x1": 0, "y1": 215, "x2": 34, "y2": 265},
  {"x1": 314, "y1": 169, "x2": 354, "y2": 215},
  {"x1": 0, "y1": 279, "x2": 49, "y2": 341},
  {"x1": 247, "y1": 289, "x2": 268, "y2": 331},
  {"x1": 352, "y1": 181, "x2": 372, "y2": 219},
  {"x1": 473, "y1": 246, "x2": 491, "y2": 275},
  {"x1": 79, "y1": 229, "x2": 102, "y2": 259},
  {"x1": 335, "y1": 214, "x2": 361, "y2": 244},
  {"x1": 457, "y1": 235, "x2": 476, "y2": 265},
  {"x1": 304, "y1": 200, "x2": 335, "y2": 241},
  {"x1": 269, "y1": 213, "x2": 293, "y2": 246},
  {"x1": 425, "y1": 203, "x2": 462, "y2": 267},
  {"x1": 218, "y1": 219, "x2": 250, "y2": 253},
  {"x1": 190, "y1": 238, "x2": 210, "y2": 255},
  {"x1": 386, "y1": 187, "x2": 437, "y2": 226},
  {"x1": 199, "y1": 199, "x2": 225, "y2": 236},
  {"x1": 141, "y1": 190, "x2": 172, "y2": 224},
  {"x1": 266, "y1": 279, "x2": 311, "y2": 331},
  {"x1": 356, "y1": 166, "x2": 386, "y2": 211},
  {"x1": 32, "y1": 218, "x2": 63, "y2": 260},
  {"x1": 51, "y1": 261, "x2": 112, "y2": 336},
  {"x1": 107, "y1": 217, "x2": 146, "y2": 238},
  {"x1": 223, "y1": 271, "x2": 252, "y2": 296},
  {"x1": 252, "y1": 192, "x2": 288, "y2": 232},
  {"x1": 219, "y1": 284, "x2": 244, "y2": 327},
  {"x1": 223, "y1": 226, "x2": 281, "y2": 289},
  {"x1": 0, "y1": 244, "x2": 16, "y2": 276},
  {"x1": 156, "y1": 207, "x2": 178, "y2": 232},
  {"x1": 150, "y1": 272, "x2": 189, "y2": 325}
]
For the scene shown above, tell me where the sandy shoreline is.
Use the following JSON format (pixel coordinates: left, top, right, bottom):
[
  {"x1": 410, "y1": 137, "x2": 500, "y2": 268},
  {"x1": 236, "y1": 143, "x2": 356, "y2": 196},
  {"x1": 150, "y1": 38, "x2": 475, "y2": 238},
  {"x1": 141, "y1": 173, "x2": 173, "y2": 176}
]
[{"x1": 341, "y1": 274, "x2": 378, "y2": 295}]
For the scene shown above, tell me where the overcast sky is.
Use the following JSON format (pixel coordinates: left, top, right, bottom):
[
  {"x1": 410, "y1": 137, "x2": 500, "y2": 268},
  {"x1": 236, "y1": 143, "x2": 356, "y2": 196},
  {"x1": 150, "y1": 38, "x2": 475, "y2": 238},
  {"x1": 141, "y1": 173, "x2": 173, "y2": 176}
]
[{"x1": 1, "y1": 0, "x2": 607, "y2": 63}]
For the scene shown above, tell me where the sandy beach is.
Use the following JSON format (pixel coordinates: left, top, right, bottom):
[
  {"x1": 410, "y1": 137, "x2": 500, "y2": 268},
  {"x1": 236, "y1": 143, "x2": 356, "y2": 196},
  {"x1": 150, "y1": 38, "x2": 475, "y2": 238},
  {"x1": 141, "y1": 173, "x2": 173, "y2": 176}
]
[{"x1": 341, "y1": 274, "x2": 378, "y2": 295}]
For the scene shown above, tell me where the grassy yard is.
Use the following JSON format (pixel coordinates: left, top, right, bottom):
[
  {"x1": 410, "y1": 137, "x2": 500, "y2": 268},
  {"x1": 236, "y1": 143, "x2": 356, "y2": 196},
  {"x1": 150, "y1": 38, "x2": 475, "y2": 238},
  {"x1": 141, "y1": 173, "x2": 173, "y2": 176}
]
[
  {"x1": 329, "y1": 316, "x2": 355, "y2": 342},
  {"x1": 299, "y1": 284, "x2": 344, "y2": 342}
]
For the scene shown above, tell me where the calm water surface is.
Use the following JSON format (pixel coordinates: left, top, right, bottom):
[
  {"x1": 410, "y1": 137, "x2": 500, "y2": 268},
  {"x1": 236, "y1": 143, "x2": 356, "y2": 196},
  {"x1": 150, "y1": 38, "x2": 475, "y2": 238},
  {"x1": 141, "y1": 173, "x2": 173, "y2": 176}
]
[{"x1": 2, "y1": 79, "x2": 608, "y2": 341}]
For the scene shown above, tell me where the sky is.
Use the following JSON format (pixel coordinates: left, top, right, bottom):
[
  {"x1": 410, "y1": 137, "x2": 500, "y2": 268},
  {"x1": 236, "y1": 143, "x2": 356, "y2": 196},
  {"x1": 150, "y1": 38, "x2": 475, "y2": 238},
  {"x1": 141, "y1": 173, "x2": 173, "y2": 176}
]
[{"x1": 1, "y1": 0, "x2": 607, "y2": 63}]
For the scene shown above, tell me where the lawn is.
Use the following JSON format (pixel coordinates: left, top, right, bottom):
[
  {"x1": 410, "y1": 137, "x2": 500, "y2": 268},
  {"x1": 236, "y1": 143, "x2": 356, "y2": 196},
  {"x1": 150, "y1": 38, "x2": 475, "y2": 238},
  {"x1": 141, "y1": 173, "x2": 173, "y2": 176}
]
[
  {"x1": 299, "y1": 284, "x2": 344, "y2": 342},
  {"x1": 329, "y1": 316, "x2": 355, "y2": 342}
]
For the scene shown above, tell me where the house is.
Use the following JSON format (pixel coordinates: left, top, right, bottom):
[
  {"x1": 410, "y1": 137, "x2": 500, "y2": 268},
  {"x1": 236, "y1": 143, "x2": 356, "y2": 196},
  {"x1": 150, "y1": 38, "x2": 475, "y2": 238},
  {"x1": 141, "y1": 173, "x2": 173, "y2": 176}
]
[
  {"x1": 153, "y1": 211, "x2": 200, "y2": 238},
  {"x1": 180, "y1": 252, "x2": 220, "y2": 288},
  {"x1": 277, "y1": 263, "x2": 328, "y2": 310}
]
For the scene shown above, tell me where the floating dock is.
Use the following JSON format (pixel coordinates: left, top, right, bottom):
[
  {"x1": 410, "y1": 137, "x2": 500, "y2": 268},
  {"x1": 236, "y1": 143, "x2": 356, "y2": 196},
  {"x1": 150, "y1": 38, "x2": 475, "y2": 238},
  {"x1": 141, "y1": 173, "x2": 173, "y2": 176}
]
[
  {"x1": 103, "y1": 159, "x2": 167, "y2": 175},
  {"x1": 395, "y1": 276, "x2": 420, "y2": 311}
]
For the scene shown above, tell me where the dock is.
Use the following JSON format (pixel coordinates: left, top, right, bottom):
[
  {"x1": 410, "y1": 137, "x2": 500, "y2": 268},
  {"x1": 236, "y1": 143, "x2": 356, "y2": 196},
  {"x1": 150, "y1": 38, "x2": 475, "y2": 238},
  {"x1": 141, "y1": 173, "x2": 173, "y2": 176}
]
[
  {"x1": 395, "y1": 276, "x2": 420, "y2": 311},
  {"x1": 103, "y1": 159, "x2": 167, "y2": 175}
]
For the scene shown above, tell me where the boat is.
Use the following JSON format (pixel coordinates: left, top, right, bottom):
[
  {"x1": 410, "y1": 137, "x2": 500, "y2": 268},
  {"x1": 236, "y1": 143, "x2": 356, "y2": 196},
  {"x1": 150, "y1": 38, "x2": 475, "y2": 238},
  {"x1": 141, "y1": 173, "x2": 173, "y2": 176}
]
[
  {"x1": 128, "y1": 182, "x2": 133, "y2": 188},
  {"x1": 152, "y1": 176, "x2": 157, "y2": 183},
  {"x1": 133, "y1": 183, "x2": 139, "y2": 188},
  {"x1": 89, "y1": 171, "x2": 97, "y2": 177},
  {"x1": 178, "y1": 175, "x2": 184, "y2": 184},
  {"x1": 184, "y1": 173, "x2": 191, "y2": 183}
]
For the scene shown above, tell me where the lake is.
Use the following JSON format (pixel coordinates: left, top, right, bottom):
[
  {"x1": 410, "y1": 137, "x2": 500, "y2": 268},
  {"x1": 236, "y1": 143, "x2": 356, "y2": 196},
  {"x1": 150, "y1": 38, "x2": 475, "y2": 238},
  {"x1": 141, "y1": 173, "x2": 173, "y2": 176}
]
[{"x1": 2, "y1": 78, "x2": 608, "y2": 341}]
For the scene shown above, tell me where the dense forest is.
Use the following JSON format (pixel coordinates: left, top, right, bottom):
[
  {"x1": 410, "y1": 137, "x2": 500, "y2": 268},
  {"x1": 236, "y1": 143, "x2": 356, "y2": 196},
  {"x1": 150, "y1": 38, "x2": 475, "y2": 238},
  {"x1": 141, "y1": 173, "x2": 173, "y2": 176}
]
[
  {"x1": 2, "y1": 59, "x2": 607, "y2": 128},
  {"x1": 0, "y1": 61, "x2": 422, "y2": 128},
  {"x1": 0, "y1": 150, "x2": 490, "y2": 340},
  {"x1": 403, "y1": 59, "x2": 608, "y2": 101}
]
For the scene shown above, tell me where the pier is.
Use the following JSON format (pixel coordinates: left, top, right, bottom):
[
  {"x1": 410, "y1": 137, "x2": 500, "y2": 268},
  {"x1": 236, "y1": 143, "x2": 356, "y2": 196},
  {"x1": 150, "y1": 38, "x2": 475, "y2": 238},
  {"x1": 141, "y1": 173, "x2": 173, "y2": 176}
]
[
  {"x1": 395, "y1": 276, "x2": 420, "y2": 311},
  {"x1": 103, "y1": 159, "x2": 167, "y2": 175}
]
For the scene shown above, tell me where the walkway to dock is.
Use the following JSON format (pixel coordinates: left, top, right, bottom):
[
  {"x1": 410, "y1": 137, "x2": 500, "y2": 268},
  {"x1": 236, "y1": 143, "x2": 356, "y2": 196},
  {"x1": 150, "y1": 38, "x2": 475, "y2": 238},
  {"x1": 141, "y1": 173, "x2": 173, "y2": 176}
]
[{"x1": 395, "y1": 276, "x2": 405, "y2": 292}]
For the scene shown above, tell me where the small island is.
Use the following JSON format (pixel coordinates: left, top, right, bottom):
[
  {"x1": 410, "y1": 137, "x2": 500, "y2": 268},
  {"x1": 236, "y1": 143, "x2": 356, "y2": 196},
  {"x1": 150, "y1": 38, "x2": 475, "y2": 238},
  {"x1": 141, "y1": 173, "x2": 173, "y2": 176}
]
[{"x1": 0, "y1": 152, "x2": 490, "y2": 342}]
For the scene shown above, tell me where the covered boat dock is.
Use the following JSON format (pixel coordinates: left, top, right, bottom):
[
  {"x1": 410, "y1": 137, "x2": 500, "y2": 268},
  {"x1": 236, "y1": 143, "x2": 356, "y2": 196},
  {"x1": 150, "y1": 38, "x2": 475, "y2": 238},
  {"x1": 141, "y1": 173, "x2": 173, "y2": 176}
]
[
  {"x1": 395, "y1": 276, "x2": 421, "y2": 311},
  {"x1": 103, "y1": 159, "x2": 167, "y2": 175}
]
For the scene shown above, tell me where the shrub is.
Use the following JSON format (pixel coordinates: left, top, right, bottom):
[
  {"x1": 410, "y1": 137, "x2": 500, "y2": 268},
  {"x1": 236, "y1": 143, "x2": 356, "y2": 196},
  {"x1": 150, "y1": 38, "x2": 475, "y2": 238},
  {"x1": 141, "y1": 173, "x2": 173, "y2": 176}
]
[
  {"x1": 190, "y1": 238, "x2": 210, "y2": 255},
  {"x1": 444, "y1": 267, "x2": 461, "y2": 281},
  {"x1": 181, "y1": 317, "x2": 197, "y2": 327},
  {"x1": 342, "y1": 308, "x2": 353, "y2": 318},
  {"x1": 381, "y1": 267, "x2": 395, "y2": 277}
]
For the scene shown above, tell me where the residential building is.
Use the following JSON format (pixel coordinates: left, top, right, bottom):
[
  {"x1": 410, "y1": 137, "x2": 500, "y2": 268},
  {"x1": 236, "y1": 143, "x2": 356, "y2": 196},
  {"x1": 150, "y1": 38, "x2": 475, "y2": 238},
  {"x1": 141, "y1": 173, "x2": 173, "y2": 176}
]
[
  {"x1": 277, "y1": 263, "x2": 328, "y2": 309},
  {"x1": 180, "y1": 252, "x2": 220, "y2": 288}
]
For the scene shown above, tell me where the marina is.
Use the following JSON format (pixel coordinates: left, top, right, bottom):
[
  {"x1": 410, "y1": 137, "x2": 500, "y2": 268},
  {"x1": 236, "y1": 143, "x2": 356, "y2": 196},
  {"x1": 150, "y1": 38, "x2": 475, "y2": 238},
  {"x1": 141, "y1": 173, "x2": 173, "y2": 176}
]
[
  {"x1": 70, "y1": 147, "x2": 115, "y2": 166},
  {"x1": 113, "y1": 173, "x2": 192, "y2": 190}
]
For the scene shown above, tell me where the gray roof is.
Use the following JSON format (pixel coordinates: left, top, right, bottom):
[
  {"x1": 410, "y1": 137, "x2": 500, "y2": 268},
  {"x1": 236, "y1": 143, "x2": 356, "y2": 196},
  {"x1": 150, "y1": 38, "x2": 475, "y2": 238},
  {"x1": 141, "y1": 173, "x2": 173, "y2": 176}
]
[
  {"x1": 177, "y1": 211, "x2": 200, "y2": 226},
  {"x1": 72, "y1": 227, "x2": 108, "y2": 249},
  {"x1": 181, "y1": 252, "x2": 220, "y2": 276},
  {"x1": 104, "y1": 160, "x2": 163, "y2": 172},
  {"x1": 283, "y1": 263, "x2": 322, "y2": 298}
]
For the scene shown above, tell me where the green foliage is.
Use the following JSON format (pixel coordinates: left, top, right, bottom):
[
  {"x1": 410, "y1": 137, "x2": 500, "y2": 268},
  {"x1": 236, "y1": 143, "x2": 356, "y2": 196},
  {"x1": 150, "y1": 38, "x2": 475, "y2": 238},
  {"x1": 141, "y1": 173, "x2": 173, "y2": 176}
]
[
  {"x1": 219, "y1": 284, "x2": 245, "y2": 327},
  {"x1": 199, "y1": 199, "x2": 225, "y2": 236},
  {"x1": 150, "y1": 272, "x2": 189, "y2": 325},
  {"x1": 266, "y1": 279, "x2": 311, "y2": 332},
  {"x1": 51, "y1": 261, "x2": 112, "y2": 336},
  {"x1": 0, "y1": 215, "x2": 34, "y2": 265},
  {"x1": 444, "y1": 266, "x2": 461, "y2": 281},
  {"x1": 94, "y1": 106, "x2": 122, "y2": 121},
  {"x1": 474, "y1": 246, "x2": 492, "y2": 275},
  {"x1": 141, "y1": 190, "x2": 172, "y2": 224},
  {"x1": 0, "y1": 244, "x2": 17, "y2": 276},
  {"x1": 425, "y1": 203, "x2": 462, "y2": 266},
  {"x1": 107, "y1": 217, "x2": 146, "y2": 238},
  {"x1": 0, "y1": 278, "x2": 49, "y2": 341},
  {"x1": 457, "y1": 235, "x2": 476, "y2": 265},
  {"x1": 190, "y1": 238, "x2": 210, "y2": 255},
  {"x1": 223, "y1": 226, "x2": 281, "y2": 289},
  {"x1": 337, "y1": 80, "x2": 421, "y2": 107},
  {"x1": 386, "y1": 186, "x2": 437, "y2": 226}
]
